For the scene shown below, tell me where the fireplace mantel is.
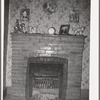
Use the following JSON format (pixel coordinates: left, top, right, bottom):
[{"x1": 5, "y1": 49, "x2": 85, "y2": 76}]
[
  {"x1": 11, "y1": 32, "x2": 86, "y2": 100},
  {"x1": 11, "y1": 32, "x2": 86, "y2": 40},
  {"x1": 11, "y1": 32, "x2": 86, "y2": 37}
]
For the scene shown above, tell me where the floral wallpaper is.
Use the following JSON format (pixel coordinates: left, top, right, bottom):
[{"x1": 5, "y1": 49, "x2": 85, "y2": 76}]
[{"x1": 6, "y1": 0, "x2": 90, "y2": 89}]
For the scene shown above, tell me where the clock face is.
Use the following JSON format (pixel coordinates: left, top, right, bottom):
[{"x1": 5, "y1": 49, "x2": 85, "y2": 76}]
[{"x1": 48, "y1": 27, "x2": 56, "y2": 34}]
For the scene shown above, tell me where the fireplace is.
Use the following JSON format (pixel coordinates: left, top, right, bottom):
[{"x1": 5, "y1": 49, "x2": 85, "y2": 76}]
[
  {"x1": 25, "y1": 57, "x2": 68, "y2": 100},
  {"x1": 11, "y1": 33, "x2": 86, "y2": 100}
]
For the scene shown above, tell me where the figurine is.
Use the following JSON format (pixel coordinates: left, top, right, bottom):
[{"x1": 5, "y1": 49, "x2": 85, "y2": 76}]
[
  {"x1": 20, "y1": 23, "x2": 27, "y2": 33},
  {"x1": 14, "y1": 19, "x2": 20, "y2": 32},
  {"x1": 73, "y1": 25, "x2": 85, "y2": 35}
]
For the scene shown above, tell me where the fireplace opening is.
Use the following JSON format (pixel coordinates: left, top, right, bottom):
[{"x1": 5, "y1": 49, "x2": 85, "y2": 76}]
[
  {"x1": 31, "y1": 63, "x2": 63, "y2": 100},
  {"x1": 32, "y1": 63, "x2": 63, "y2": 90},
  {"x1": 25, "y1": 57, "x2": 68, "y2": 100}
]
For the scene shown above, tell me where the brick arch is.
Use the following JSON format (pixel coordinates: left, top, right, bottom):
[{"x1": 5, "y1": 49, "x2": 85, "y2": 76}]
[{"x1": 25, "y1": 56, "x2": 68, "y2": 100}]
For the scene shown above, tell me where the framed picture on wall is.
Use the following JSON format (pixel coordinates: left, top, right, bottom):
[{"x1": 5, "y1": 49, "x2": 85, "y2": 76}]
[
  {"x1": 69, "y1": 9, "x2": 79, "y2": 23},
  {"x1": 20, "y1": 8, "x2": 30, "y2": 21}
]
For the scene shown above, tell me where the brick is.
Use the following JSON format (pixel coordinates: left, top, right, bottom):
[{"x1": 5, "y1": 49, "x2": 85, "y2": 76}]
[
  {"x1": 10, "y1": 91, "x2": 17, "y2": 95},
  {"x1": 39, "y1": 39, "x2": 52, "y2": 43},
  {"x1": 12, "y1": 63, "x2": 27, "y2": 66},
  {"x1": 68, "y1": 75, "x2": 81, "y2": 82},
  {"x1": 12, "y1": 41, "x2": 24, "y2": 45},
  {"x1": 12, "y1": 45, "x2": 23, "y2": 49},
  {"x1": 12, "y1": 49, "x2": 22, "y2": 53},
  {"x1": 29, "y1": 46, "x2": 40, "y2": 51},
  {"x1": 42, "y1": 36, "x2": 49, "y2": 39},
  {"x1": 12, "y1": 68, "x2": 23, "y2": 72},
  {"x1": 52, "y1": 37, "x2": 60, "y2": 42},
  {"x1": 39, "y1": 53, "x2": 51, "y2": 57},
  {"x1": 12, "y1": 81, "x2": 25, "y2": 85},
  {"x1": 12, "y1": 84, "x2": 25, "y2": 88},
  {"x1": 40, "y1": 46, "x2": 52, "y2": 50},
  {"x1": 34, "y1": 50, "x2": 46, "y2": 54},
  {"x1": 28, "y1": 53, "x2": 39, "y2": 57},
  {"x1": 51, "y1": 54, "x2": 68, "y2": 58},
  {"x1": 36, "y1": 35, "x2": 42, "y2": 39},
  {"x1": 57, "y1": 50, "x2": 67, "y2": 54},
  {"x1": 47, "y1": 43, "x2": 58, "y2": 47},
  {"x1": 12, "y1": 58, "x2": 24, "y2": 62},
  {"x1": 52, "y1": 46, "x2": 62, "y2": 51},
  {"x1": 12, "y1": 74, "x2": 26, "y2": 79},
  {"x1": 33, "y1": 43, "x2": 46, "y2": 47},
  {"x1": 46, "y1": 50, "x2": 57, "y2": 54},
  {"x1": 68, "y1": 66, "x2": 82, "y2": 73}
]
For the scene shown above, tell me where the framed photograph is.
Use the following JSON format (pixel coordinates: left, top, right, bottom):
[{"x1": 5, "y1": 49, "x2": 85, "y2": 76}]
[
  {"x1": 69, "y1": 9, "x2": 79, "y2": 23},
  {"x1": 20, "y1": 8, "x2": 30, "y2": 21},
  {"x1": 59, "y1": 25, "x2": 70, "y2": 35}
]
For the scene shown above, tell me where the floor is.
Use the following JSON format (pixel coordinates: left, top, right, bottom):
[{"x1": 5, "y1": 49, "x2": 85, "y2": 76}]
[
  {"x1": 3, "y1": 87, "x2": 25, "y2": 100},
  {"x1": 4, "y1": 94, "x2": 89, "y2": 100},
  {"x1": 4, "y1": 94, "x2": 25, "y2": 100},
  {"x1": 3, "y1": 88, "x2": 89, "y2": 100}
]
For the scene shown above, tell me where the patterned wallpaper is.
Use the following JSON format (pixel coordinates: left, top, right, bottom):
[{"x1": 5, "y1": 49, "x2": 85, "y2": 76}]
[{"x1": 6, "y1": 0, "x2": 90, "y2": 89}]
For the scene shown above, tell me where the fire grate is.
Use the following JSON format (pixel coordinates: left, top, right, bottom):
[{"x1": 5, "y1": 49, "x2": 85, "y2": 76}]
[
  {"x1": 31, "y1": 63, "x2": 62, "y2": 90},
  {"x1": 34, "y1": 78, "x2": 59, "y2": 89}
]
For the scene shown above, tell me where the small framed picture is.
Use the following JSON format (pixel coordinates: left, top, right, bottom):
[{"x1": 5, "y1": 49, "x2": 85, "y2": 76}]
[
  {"x1": 59, "y1": 25, "x2": 70, "y2": 35},
  {"x1": 69, "y1": 9, "x2": 79, "y2": 23},
  {"x1": 20, "y1": 8, "x2": 30, "y2": 21}
]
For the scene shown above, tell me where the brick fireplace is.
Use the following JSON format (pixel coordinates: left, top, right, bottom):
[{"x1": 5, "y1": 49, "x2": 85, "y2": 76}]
[{"x1": 11, "y1": 33, "x2": 86, "y2": 100}]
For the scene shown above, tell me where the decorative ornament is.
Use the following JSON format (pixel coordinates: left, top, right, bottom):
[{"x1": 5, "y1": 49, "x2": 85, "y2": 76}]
[
  {"x1": 73, "y1": 25, "x2": 85, "y2": 35},
  {"x1": 20, "y1": 8, "x2": 30, "y2": 21},
  {"x1": 48, "y1": 27, "x2": 56, "y2": 35},
  {"x1": 69, "y1": 8, "x2": 79, "y2": 23},
  {"x1": 43, "y1": 1, "x2": 57, "y2": 15},
  {"x1": 14, "y1": 19, "x2": 20, "y2": 33}
]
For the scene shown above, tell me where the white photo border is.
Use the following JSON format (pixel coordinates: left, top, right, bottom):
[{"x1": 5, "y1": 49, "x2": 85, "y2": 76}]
[
  {"x1": 1, "y1": 0, "x2": 99, "y2": 100},
  {"x1": 90, "y1": 0, "x2": 99, "y2": 100}
]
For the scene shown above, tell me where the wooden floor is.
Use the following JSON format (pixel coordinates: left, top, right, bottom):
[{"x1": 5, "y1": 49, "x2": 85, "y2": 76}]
[
  {"x1": 4, "y1": 94, "x2": 25, "y2": 100},
  {"x1": 3, "y1": 87, "x2": 25, "y2": 100}
]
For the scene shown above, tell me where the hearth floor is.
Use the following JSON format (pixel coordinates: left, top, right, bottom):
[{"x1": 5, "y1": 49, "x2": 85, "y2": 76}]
[{"x1": 4, "y1": 94, "x2": 25, "y2": 100}]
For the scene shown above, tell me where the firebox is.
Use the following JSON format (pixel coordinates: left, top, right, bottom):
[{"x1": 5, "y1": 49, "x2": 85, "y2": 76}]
[{"x1": 25, "y1": 57, "x2": 68, "y2": 100}]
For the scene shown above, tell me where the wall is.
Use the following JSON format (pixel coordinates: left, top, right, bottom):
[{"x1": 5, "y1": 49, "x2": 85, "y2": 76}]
[{"x1": 6, "y1": 0, "x2": 90, "y2": 89}]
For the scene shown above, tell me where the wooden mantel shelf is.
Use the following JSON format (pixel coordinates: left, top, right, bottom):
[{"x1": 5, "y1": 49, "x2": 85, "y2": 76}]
[{"x1": 11, "y1": 32, "x2": 87, "y2": 39}]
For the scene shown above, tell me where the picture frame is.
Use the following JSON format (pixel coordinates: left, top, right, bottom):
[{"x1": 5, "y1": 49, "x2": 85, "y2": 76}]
[
  {"x1": 59, "y1": 25, "x2": 70, "y2": 35},
  {"x1": 69, "y1": 9, "x2": 79, "y2": 23},
  {"x1": 43, "y1": 1, "x2": 57, "y2": 15},
  {"x1": 20, "y1": 8, "x2": 30, "y2": 21}
]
